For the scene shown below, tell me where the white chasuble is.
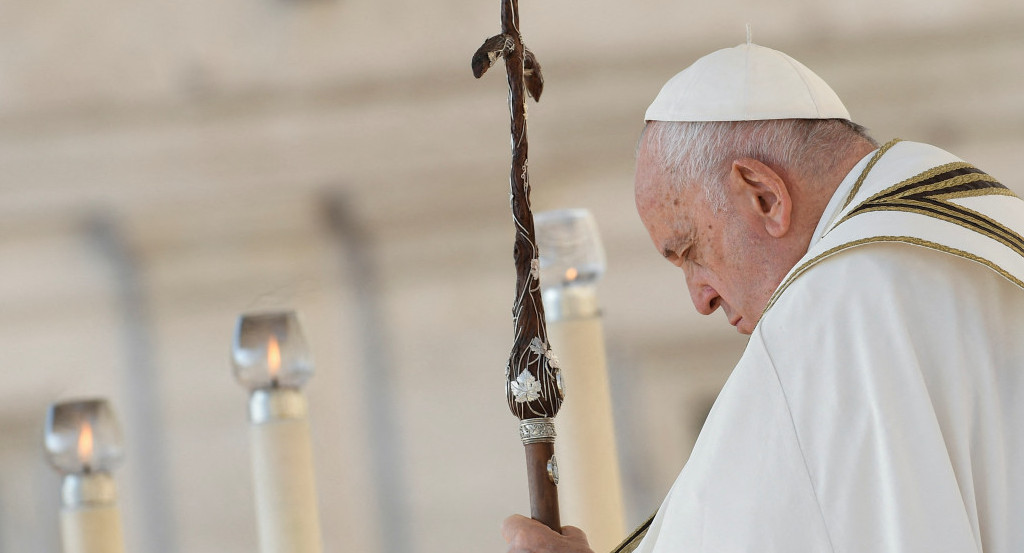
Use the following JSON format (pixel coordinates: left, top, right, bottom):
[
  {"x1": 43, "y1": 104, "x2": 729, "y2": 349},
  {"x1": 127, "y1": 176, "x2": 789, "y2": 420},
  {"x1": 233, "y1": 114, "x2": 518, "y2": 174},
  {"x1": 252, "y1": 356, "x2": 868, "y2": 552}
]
[{"x1": 632, "y1": 141, "x2": 1024, "y2": 553}]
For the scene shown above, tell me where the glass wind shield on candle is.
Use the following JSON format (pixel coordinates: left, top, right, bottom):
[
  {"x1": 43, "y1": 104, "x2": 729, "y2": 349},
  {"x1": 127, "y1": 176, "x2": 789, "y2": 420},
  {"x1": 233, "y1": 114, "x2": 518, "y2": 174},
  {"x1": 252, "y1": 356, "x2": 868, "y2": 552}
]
[
  {"x1": 232, "y1": 311, "x2": 313, "y2": 392},
  {"x1": 46, "y1": 399, "x2": 128, "y2": 553},
  {"x1": 45, "y1": 399, "x2": 125, "y2": 476},
  {"x1": 535, "y1": 209, "x2": 607, "y2": 320}
]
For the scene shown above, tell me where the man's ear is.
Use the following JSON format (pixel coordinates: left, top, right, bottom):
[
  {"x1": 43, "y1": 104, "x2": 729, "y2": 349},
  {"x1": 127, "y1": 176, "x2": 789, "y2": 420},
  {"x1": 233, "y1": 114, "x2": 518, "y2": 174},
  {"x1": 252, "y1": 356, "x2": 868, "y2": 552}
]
[{"x1": 728, "y1": 158, "x2": 792, "y2": 238}]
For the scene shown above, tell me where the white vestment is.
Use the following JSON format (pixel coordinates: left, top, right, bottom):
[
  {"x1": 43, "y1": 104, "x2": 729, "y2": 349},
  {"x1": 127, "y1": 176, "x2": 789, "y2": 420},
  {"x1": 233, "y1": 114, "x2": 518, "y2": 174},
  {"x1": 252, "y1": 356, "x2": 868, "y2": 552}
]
[{"x1": 635, "y1": 141, "x2": 1024, "y2": 553}]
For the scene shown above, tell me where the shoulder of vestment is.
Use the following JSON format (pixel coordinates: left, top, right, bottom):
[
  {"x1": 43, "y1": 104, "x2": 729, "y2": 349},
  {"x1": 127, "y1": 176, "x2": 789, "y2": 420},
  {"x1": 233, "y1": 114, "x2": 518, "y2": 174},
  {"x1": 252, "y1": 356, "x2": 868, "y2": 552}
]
[{"x1": 763, "y1": 140, "x2": 1024, "y2": 316}]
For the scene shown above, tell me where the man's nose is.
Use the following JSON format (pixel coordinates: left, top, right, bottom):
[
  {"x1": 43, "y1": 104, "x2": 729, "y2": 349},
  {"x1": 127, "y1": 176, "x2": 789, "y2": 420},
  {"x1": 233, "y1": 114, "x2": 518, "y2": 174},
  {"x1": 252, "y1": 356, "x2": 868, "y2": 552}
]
[{"x1": 686, "y1": 274, "x2": 721, "y2": 316}]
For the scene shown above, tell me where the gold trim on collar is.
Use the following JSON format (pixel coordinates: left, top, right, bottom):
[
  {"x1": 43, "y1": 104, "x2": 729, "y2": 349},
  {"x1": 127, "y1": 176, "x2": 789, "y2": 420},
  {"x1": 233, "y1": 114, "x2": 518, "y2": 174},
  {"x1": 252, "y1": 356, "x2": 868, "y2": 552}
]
[
  {"x1": 764, "y1": 152, "x2": 1023, "y2": 317},
  {"x1": 764, "y1": 235, "x2": 1024, "y2": 315},
  {"x1": 840, "y1": 138, "x2": 902, "y2": 211},
  {"x1": 833, "y1": 162, "x2": 1021, "y2": 256},
  {"x1": 609, "y1": 513, "x2": 655, "y2": 553}
]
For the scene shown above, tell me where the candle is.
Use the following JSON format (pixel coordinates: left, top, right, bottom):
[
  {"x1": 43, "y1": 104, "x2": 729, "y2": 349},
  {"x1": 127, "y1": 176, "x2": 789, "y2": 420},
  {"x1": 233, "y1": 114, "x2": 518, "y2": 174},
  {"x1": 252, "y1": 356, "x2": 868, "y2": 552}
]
[
  {"x1": 44, "y1": 399, "x2": 127, "y2": 553},
  {"x1": 232, "y1": 311, "x2": 323, "y2": 553},
  {"x1": 536, "y1": 209, "x2": 626, "y2": 552}
]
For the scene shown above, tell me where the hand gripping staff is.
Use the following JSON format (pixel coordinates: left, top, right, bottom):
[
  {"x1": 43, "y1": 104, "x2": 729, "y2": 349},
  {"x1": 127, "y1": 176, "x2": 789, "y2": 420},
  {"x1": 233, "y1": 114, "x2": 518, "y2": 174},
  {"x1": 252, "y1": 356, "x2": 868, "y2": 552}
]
[{"x1": 471, "y1": 0, "x2": 564, "y2": 533}]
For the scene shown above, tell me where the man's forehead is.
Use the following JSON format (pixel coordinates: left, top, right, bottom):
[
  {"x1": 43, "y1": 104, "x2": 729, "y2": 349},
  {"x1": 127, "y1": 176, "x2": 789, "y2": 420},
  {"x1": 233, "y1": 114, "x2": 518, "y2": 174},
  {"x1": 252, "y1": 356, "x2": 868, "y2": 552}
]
[
  {"x1": 638, "y1": 183, "x2": 698, "y2": 236},
  {"x1": 636, "y1": 164, "x2": 696, "y2": 213},
  {"x1": 635, "y1": 141, "x2": 673, "y2": 197}
]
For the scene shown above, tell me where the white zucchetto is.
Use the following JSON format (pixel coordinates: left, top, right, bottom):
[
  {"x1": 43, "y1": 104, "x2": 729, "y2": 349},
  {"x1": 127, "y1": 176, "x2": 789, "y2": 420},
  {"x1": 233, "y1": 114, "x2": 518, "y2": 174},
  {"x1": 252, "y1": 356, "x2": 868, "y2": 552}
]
[{"x1": 645, "y1": 43, "x2": 851, "y2": 123}]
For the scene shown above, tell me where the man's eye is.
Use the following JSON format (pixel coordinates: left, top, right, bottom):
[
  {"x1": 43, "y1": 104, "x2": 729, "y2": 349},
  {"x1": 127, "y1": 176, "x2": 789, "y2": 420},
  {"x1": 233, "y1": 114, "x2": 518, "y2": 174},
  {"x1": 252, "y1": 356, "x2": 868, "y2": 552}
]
[{"x1": 666, "y1": 246, "x2": 689, "y2": 266}]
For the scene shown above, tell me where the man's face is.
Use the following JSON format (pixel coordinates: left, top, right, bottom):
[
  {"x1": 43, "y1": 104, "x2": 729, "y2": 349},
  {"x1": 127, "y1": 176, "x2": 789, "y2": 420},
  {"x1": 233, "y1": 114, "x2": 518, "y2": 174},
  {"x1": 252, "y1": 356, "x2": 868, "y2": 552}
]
[{"x1": 634, "y1": 139, "x2": 779, "y2": 335}]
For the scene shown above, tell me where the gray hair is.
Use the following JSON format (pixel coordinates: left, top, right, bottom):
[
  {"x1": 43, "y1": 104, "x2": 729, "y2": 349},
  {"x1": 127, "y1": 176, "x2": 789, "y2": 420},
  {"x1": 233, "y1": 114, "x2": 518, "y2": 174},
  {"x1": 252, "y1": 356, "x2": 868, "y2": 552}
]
[{"x1": 641, "y1": 119, "x2": 877, "y2": 211}]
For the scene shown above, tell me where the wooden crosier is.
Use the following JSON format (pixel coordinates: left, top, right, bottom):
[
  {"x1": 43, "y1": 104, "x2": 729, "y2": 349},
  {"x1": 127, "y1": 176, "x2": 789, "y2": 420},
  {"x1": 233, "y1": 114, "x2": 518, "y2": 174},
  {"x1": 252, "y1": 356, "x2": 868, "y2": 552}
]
[{"x1": 471, "y1": 0, "x2": 563, "y2": 533}]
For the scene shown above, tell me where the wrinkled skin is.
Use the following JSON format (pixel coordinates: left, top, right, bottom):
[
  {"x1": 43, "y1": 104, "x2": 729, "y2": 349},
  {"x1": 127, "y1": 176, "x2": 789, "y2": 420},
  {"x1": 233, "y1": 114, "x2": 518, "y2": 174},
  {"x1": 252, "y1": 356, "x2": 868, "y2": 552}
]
[{"x1": 633, "y1": 136, "x2": 805, "y2": 334}]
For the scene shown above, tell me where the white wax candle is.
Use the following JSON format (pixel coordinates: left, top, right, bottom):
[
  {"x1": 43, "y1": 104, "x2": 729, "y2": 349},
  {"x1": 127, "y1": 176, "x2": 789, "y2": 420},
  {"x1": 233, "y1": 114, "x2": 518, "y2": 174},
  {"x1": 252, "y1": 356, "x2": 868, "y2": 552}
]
[
  {"x1": 249, "y1": 388, "x2": 323, "y2": 553},
  {"x1": 60, "y1": 505, "x2": 126, "y2": 553},
  {"x1": 58, "y1": 473, "x2": 125, "y2": 553},
  {"x1": 549, "y1": 314, "x2": 626, "y2": 552}
]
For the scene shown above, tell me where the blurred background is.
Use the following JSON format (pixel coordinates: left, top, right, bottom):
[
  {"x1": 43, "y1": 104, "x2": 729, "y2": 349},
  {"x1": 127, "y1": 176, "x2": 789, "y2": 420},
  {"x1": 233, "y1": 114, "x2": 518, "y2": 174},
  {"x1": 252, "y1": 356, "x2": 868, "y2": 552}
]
[{"x1": 1, "y1": 0, "x2": 1022, "y2": 551}]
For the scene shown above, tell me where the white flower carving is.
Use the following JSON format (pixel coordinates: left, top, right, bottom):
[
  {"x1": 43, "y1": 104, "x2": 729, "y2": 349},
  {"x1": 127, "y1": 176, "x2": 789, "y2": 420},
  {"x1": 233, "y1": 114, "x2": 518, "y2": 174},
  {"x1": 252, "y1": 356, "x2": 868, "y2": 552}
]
[
  {"x1": 510, "y1": 369, "x2": 541, "y2": 403},
  {"x1": 530, "y1": 259, "x2": 540, "y2": 281},
  {"x1": 529, "y1": 336, "x2": 559, "y2": 368},
  {"x1": 545, "y1": 349, "x2": 560, "y2": 369}
]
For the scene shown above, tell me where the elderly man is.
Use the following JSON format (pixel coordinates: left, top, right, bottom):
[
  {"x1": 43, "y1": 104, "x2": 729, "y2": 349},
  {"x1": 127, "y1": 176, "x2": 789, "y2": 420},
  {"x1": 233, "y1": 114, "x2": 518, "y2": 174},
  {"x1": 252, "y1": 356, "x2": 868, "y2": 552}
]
[{"x1": 503, "y1": 43, "x2": 1024, "y2": 552}]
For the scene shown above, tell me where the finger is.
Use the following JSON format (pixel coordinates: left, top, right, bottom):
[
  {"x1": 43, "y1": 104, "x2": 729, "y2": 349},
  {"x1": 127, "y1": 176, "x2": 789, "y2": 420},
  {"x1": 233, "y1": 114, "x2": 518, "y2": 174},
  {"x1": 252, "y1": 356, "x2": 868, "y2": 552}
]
[
  {"x1": 509, "y1": 521, "x2": 567, "y2": 552},
  {"x1": 561, "y1": 526, "x2": 590, "y2": 546},
  {"x1": 502, "y1": 514, "x2": 532, "y2": 544}
]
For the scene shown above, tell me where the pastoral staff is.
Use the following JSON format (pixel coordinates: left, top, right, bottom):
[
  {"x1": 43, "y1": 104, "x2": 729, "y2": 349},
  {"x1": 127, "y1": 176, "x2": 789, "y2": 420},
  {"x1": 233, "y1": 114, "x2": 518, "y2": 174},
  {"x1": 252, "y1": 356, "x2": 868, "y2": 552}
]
[{"x1": 503, "y1": 42, "x2": 1024, "y2": 553}]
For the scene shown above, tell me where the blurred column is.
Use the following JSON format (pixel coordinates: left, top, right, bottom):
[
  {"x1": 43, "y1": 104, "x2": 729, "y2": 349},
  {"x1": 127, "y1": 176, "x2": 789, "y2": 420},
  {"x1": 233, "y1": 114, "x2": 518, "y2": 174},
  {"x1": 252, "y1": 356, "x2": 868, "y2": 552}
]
[
  {"x1": 537, "y1": 209, "x2": 625, "y2": 552},
  {"x1": 322, "y1": 193, "x2": 413, "y2": 553},
  {"x1": 86, "y1": 213, "x2": 177, "y2": 553}
]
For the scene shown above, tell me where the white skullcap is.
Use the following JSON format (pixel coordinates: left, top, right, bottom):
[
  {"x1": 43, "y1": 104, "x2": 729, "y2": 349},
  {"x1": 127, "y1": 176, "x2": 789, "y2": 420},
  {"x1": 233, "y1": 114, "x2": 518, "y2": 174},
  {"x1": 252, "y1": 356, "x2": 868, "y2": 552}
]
[{"x1": 645, "y1": 43, "x2": 851, "y2": 122}]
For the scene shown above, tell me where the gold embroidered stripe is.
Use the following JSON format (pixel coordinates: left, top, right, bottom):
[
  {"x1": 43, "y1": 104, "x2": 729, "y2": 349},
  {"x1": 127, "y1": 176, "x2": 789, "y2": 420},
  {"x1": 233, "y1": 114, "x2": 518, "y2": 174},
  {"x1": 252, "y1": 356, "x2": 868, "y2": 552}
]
[
  {"x1": 609, "y1": 513, "x2": 656, "y2": 553},
  {"x1": 834, "y1": 163, "x2": 1024, "y2": 257},
  {"x1": 764, "y1": 235, "x2": 1024, "y2": 315},
  {"x1": 840, "y1": 138, "x2": 902, "y2": 210},
  {"x1": 766, "y1": 161, "x2": 1023, "y2": 315}
]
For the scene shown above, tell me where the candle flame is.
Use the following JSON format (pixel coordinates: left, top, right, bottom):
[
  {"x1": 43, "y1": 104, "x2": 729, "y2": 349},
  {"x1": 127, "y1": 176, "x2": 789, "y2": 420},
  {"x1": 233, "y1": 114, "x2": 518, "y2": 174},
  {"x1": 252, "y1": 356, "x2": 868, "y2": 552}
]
[
  {"x1": 267, "y1": 335, "x2": 281, "y2": 379},
  {"x1": 565, "y1": 267, "x2": 578, "y2": 282},
  {"x1": 78, "y1": 421, "x2": 94, "y2": 466}
]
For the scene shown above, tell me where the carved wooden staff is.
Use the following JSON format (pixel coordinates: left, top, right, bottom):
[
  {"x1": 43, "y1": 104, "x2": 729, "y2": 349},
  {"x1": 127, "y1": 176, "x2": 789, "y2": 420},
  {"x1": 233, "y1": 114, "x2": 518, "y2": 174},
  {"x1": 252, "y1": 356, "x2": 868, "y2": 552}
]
[{"x1": 472, "y1": 0, "x2": 563, "y2": 533}]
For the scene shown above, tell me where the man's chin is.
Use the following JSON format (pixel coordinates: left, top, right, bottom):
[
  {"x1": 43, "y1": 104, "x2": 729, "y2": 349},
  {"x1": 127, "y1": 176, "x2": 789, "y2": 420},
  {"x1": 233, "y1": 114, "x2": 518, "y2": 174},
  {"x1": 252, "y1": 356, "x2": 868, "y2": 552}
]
[{"x1": 732, "y1": 317, "x2": 755, "y2": 335}]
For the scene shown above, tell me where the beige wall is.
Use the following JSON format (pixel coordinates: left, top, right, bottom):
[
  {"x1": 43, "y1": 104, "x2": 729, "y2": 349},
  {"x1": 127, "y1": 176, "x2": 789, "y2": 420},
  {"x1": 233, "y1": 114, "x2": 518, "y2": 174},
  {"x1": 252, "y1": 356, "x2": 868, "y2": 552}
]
[{"x1": 0, "y1": 1, "x2": 1021, "y2": 551}]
